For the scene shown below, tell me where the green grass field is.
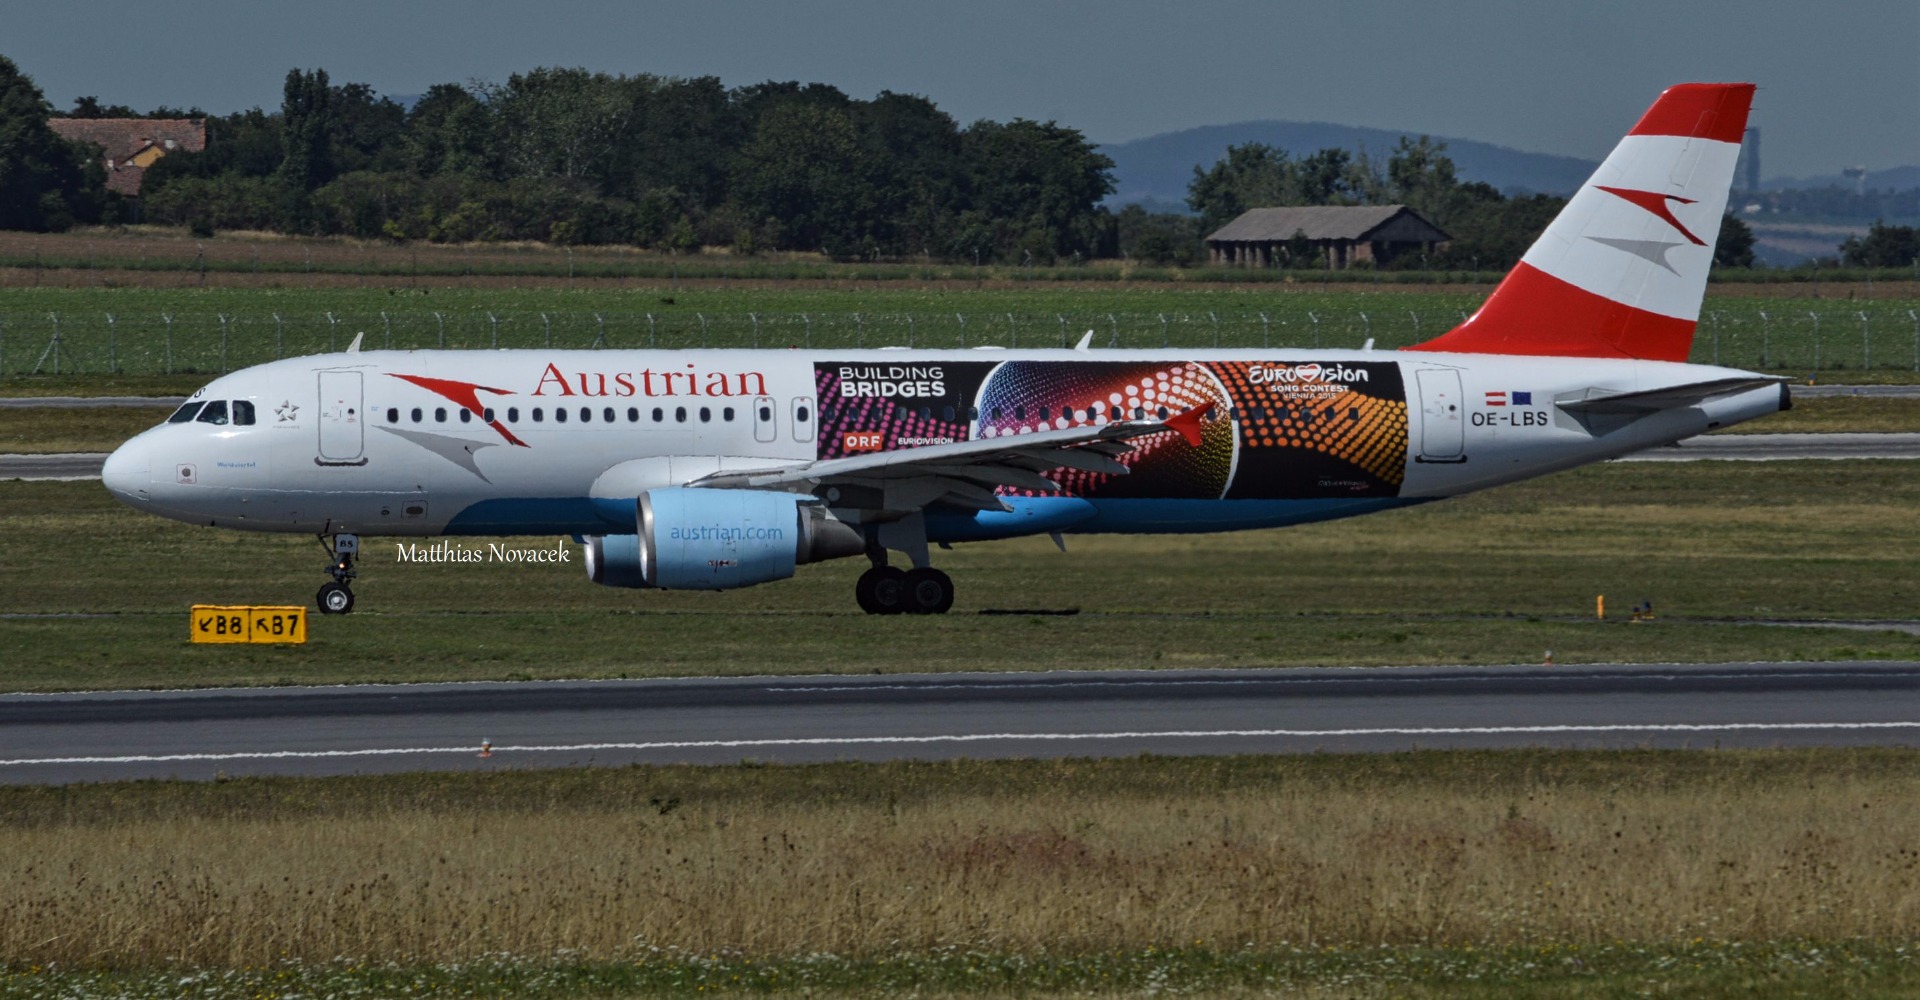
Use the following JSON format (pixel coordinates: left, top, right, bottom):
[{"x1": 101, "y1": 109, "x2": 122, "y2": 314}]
[
  {"x1": 4, "y1": 459, "x2": 1919, "y2": 691},
  {"x1": 1, "y1": 283, "x2": 1916, "y2": 377}
]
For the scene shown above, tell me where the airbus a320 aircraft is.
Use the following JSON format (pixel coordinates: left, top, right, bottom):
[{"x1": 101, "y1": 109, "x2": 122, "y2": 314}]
[{"x1": 104, "y1": 83, "x2": 1779, "y2": 616}]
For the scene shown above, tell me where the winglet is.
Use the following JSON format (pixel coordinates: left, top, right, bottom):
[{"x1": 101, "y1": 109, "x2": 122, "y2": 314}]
[
  {"x1": 346, "y1": 332, "x2": 364, "y2": 354},
  {"x1": 1073, "y1": 329, "x2": 1094, "y2": 353},
  {"x1": 1163, "y1": 403, "x2": 1213, "y2": 447}
]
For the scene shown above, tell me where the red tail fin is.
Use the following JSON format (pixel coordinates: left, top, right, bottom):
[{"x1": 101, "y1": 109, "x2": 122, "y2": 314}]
[{"x1": 1409, "y1": 83, "x2": 1754, "y2": 362}]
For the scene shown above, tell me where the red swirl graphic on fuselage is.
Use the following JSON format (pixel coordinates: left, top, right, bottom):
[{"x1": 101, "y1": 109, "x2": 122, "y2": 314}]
[{"x1": 388, "y1": 373, "x2": 529, "y2": 447}]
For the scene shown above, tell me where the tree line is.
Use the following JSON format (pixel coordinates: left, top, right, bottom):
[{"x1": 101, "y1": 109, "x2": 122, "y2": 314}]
[
  {"x1": 3, "y1": 57, "x2": 1117, "y2": 263},
  {"x1": 3, "y1": 54, "x2": 1913, "y2": 270}
]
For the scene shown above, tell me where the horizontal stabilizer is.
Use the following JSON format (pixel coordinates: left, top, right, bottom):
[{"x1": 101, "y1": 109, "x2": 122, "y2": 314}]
[{"x1": 1555, "y1": 376, "x2": 1787, "y2": 415}]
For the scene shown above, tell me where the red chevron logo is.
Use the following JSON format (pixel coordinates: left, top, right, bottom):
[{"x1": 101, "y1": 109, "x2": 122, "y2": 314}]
[
  {"x1": 1595, "y1": 186, "x2": 1706, "y2": 245},
  {"x1": 389, "y1": 373, "x2": 530, "y2": 447}
]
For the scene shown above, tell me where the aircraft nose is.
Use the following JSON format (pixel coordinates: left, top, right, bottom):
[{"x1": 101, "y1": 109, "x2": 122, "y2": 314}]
[{"x1": 101, "y1": 439, "x2": 150, "y2": 504}]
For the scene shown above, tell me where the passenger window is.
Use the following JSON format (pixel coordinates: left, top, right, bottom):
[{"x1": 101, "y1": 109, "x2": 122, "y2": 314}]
[
  {"x1": 627, "y1": 407, "x2": 639, "y2": 422},
  {"x1": 483, "y1": 407, "x2": 495, "y2": 422},
  {"x1": 942, "y1": 405, "x2": 955, "y2": 422},
  {"x1": 579, "y1": 407, "x2": 590, "y2": 423},
  {"x1": 758, "y1": 404, "x2": 772, "y2": 422},
  {"x1": 675, "y1": 407, "x2": 687, "y2": 423},
  {"x1": 168, "y1": 402, "x2": 204, "y2": 423},
  {"x1": 411, "y1": 407, "x2": 422, "y2": 423},
  {"x1": 232, "y1": 400, "x2": 256, "y2": 425},
  {"x1": 555, "y1": 408, "x2": 567, "y2": 423},
  {"x1": 1014, "y1": 405, "x2": 1026, "y2": 421},
  {"x1": 533, "y1": 408, "x2": 545, "y2": 423},
  {"x1": 652, "y1": 407, "x2": 664, "y2": 422},
  {"x1": 1109, "y1": 405, "x2": 1121, "y2": 420},
  {"x1": 196, "y1": 400, "x2": 229, "y2": 425},
  {"x1": 604, "y1": 407, "x2": 615, "y2": 423},
  {"x1": 459, "y1": 409, "x2": 471, "y2": 424},
  {"x1": 507, "y1": 407, "x2": 519, "y2": 423},
  {"x1": 797, "y1": 405, "x2": 810, "y2": 422},
  {"x1": 1349, "y1": 407, "x2": 1361, "y2": 422},
  {"x1": 386, "y1": 407, "x2": 399, "y2": 423},
  {"x1": 434, "y1": 407, "x2": 447, "y2": 423},
  {"x1": 1157, "y1": 407, "x2": 1169, "y2": 419},
  {"x1": 723, "y1": 406, "x2": 735, "y2": 422},
  {"x1": 699, "y1": 407, "x2": 711, "y2": 423}
]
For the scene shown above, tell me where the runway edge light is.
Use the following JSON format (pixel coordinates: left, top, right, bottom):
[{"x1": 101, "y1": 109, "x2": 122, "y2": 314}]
[{"x1": 189, "y1": 605, "x2": 307, "y2": 644}]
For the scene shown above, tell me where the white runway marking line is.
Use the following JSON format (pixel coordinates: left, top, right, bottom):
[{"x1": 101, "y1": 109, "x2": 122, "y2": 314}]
[
  {"x1": 4, "y1": 721, "x2": 1920, "y2": 766},
  {"x1": 763, "y1": 669, "x2": 1911, "y2": 693}
]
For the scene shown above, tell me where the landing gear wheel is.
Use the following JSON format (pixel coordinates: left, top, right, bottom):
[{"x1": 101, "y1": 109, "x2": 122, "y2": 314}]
[
  {"x1": 856, "y1": 566, "x2": 910, "y2": 615},
  {"x1": 316, "y1": 581, "x2": 355, "y2": 615},
  {"x1": 903, "y1": 567, "x2": 955, "y2": 615}
]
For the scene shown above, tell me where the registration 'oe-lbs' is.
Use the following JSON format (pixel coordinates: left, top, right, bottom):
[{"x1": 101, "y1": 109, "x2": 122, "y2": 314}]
[{"x1": 104, "y1": 84, "x2": 1780, "y2": 616}]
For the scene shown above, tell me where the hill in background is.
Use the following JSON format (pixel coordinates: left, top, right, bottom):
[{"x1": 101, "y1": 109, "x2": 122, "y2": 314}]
[{"x1": 1099, "y1": 121, "x2": 1600, "y2": 209}]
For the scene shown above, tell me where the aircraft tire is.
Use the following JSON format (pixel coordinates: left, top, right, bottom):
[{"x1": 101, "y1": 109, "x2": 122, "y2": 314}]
[
  {"x1": 857, "y1": 567, "x2": 910, "y2": 615},
  {"x1": 316, "y1": 582, "x2": 355, "y2": 615},
  {"x1": 903, "y1": 567, "x2": 955, "y2": 615}
]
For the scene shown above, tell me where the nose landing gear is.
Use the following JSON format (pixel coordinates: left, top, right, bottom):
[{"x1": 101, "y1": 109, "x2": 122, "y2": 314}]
[{"x1": 316, "y1": 533, "x2": 359, "y2": 615}]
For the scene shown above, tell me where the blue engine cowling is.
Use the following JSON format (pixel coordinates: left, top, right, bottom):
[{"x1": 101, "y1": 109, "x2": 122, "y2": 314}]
[{"x1": 584, "y1": 488, "x2": 863, "y2": 591}]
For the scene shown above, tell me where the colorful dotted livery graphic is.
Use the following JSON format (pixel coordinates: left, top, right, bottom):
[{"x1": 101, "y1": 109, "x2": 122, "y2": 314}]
[{"x1": 814, "y1": 358, "x2": 1410, "y2": 501}]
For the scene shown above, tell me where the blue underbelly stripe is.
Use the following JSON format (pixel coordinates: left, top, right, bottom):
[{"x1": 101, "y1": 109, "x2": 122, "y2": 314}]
[{"x1": 437, "y1": 494, "x2": 1433, "y2": 541}]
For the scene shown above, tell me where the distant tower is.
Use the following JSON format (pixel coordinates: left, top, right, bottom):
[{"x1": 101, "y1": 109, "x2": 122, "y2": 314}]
[
  {"x1": 1842, "y1": 165, "x2": 1868, "y2": 196},
  {"x1": 1743, "y1": 127, "x2": 1760, "y2": 192}
]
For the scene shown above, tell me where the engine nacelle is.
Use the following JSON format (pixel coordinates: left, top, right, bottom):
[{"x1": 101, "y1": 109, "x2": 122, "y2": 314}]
[{"x1": 583, "y1": 488, "x2": 863, "y2": 591}]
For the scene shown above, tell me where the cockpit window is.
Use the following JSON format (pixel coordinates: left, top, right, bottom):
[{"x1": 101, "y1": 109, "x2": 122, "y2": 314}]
[
  {"x1": 167, "y1": 401, "x2": 205, "y2": 423},
  {"x1": 231, "y1": 400, "x2": 256, "y2": 426},
  {"x1": 195, "y1": 400, "x2": 229, "y2": 425}
]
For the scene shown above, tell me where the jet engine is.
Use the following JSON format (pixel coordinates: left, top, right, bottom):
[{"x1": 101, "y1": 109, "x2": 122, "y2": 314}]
[{"x1": 584, "y1": 487, "x2": 862, "y2": 590}]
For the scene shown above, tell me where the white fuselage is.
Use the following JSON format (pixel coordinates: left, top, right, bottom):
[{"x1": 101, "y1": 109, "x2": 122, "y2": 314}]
[{"x1": 103, "y1": 347, "x2": 1783, "y2": 542}]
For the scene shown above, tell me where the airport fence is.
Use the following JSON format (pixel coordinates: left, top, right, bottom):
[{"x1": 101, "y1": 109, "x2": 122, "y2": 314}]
[{"x1": 1, "y1": 306, "x2": 1917, "y2": 377}]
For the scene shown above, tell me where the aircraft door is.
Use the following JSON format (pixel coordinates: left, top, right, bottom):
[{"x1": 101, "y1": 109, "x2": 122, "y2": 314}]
[
  {"x1": 753, "y1": 395, "x2": 777, "y2": 443},
  {"x1": 317, "y1": 370, "x2": 366, "y2": 464},
  {"x1": 1415, "y1": 368, "x2": 1465, "y2": 462}
]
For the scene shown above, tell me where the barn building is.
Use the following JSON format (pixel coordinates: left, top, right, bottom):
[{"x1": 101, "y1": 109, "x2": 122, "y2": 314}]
[
  {"x1": 1205, "y1": 205, "x2": 1449, "y2": 269},
  {"x1": 47, "y1": 118, "x2": 207, "y2": 198}
]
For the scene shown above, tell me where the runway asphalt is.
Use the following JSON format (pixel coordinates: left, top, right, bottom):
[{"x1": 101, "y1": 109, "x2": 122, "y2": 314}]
[{"x1": 1, "y1": 662, "x2": 1916, "y2": 784}]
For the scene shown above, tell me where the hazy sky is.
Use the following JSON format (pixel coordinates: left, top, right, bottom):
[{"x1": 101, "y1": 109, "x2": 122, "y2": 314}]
[{"x1": 7, "y1": 0, "x2": 1915, "y2": 180}]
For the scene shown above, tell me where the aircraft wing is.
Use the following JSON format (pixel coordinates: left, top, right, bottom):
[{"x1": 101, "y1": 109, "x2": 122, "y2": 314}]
[
  {"x1": 688, "y1": 404, "x2": 1211, "y2": 514},
  {"x1": 1555, "y1": 376, "x2": 1789, "y2": 415}
]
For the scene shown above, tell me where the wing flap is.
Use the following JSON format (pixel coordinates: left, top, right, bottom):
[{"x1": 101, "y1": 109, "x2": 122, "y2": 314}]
[{"x1": 689, "y1": 405, "x2": 1214, "y2": 514}]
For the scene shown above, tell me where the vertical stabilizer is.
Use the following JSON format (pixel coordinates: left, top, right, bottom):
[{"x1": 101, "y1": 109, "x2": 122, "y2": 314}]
[{"x1": 1410, "y1": 83, "x2": 1754, "y2": 361}]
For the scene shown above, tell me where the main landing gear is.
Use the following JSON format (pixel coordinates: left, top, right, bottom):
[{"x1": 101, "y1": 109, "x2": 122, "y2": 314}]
[
  {"x1": 853, "y1": 514, "x2": 955, "y2": 615},
  {"x1": 316, "y1": 533, "x2": 359, "y2": 615},
  {"x1": 855, "y1": 565, "x2": 954, "y2": 615}
]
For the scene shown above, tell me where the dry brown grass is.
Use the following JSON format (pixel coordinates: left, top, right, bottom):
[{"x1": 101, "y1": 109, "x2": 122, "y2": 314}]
[{"x1": 0, "y1": 751, "x2": 1915, "y2": 968}]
